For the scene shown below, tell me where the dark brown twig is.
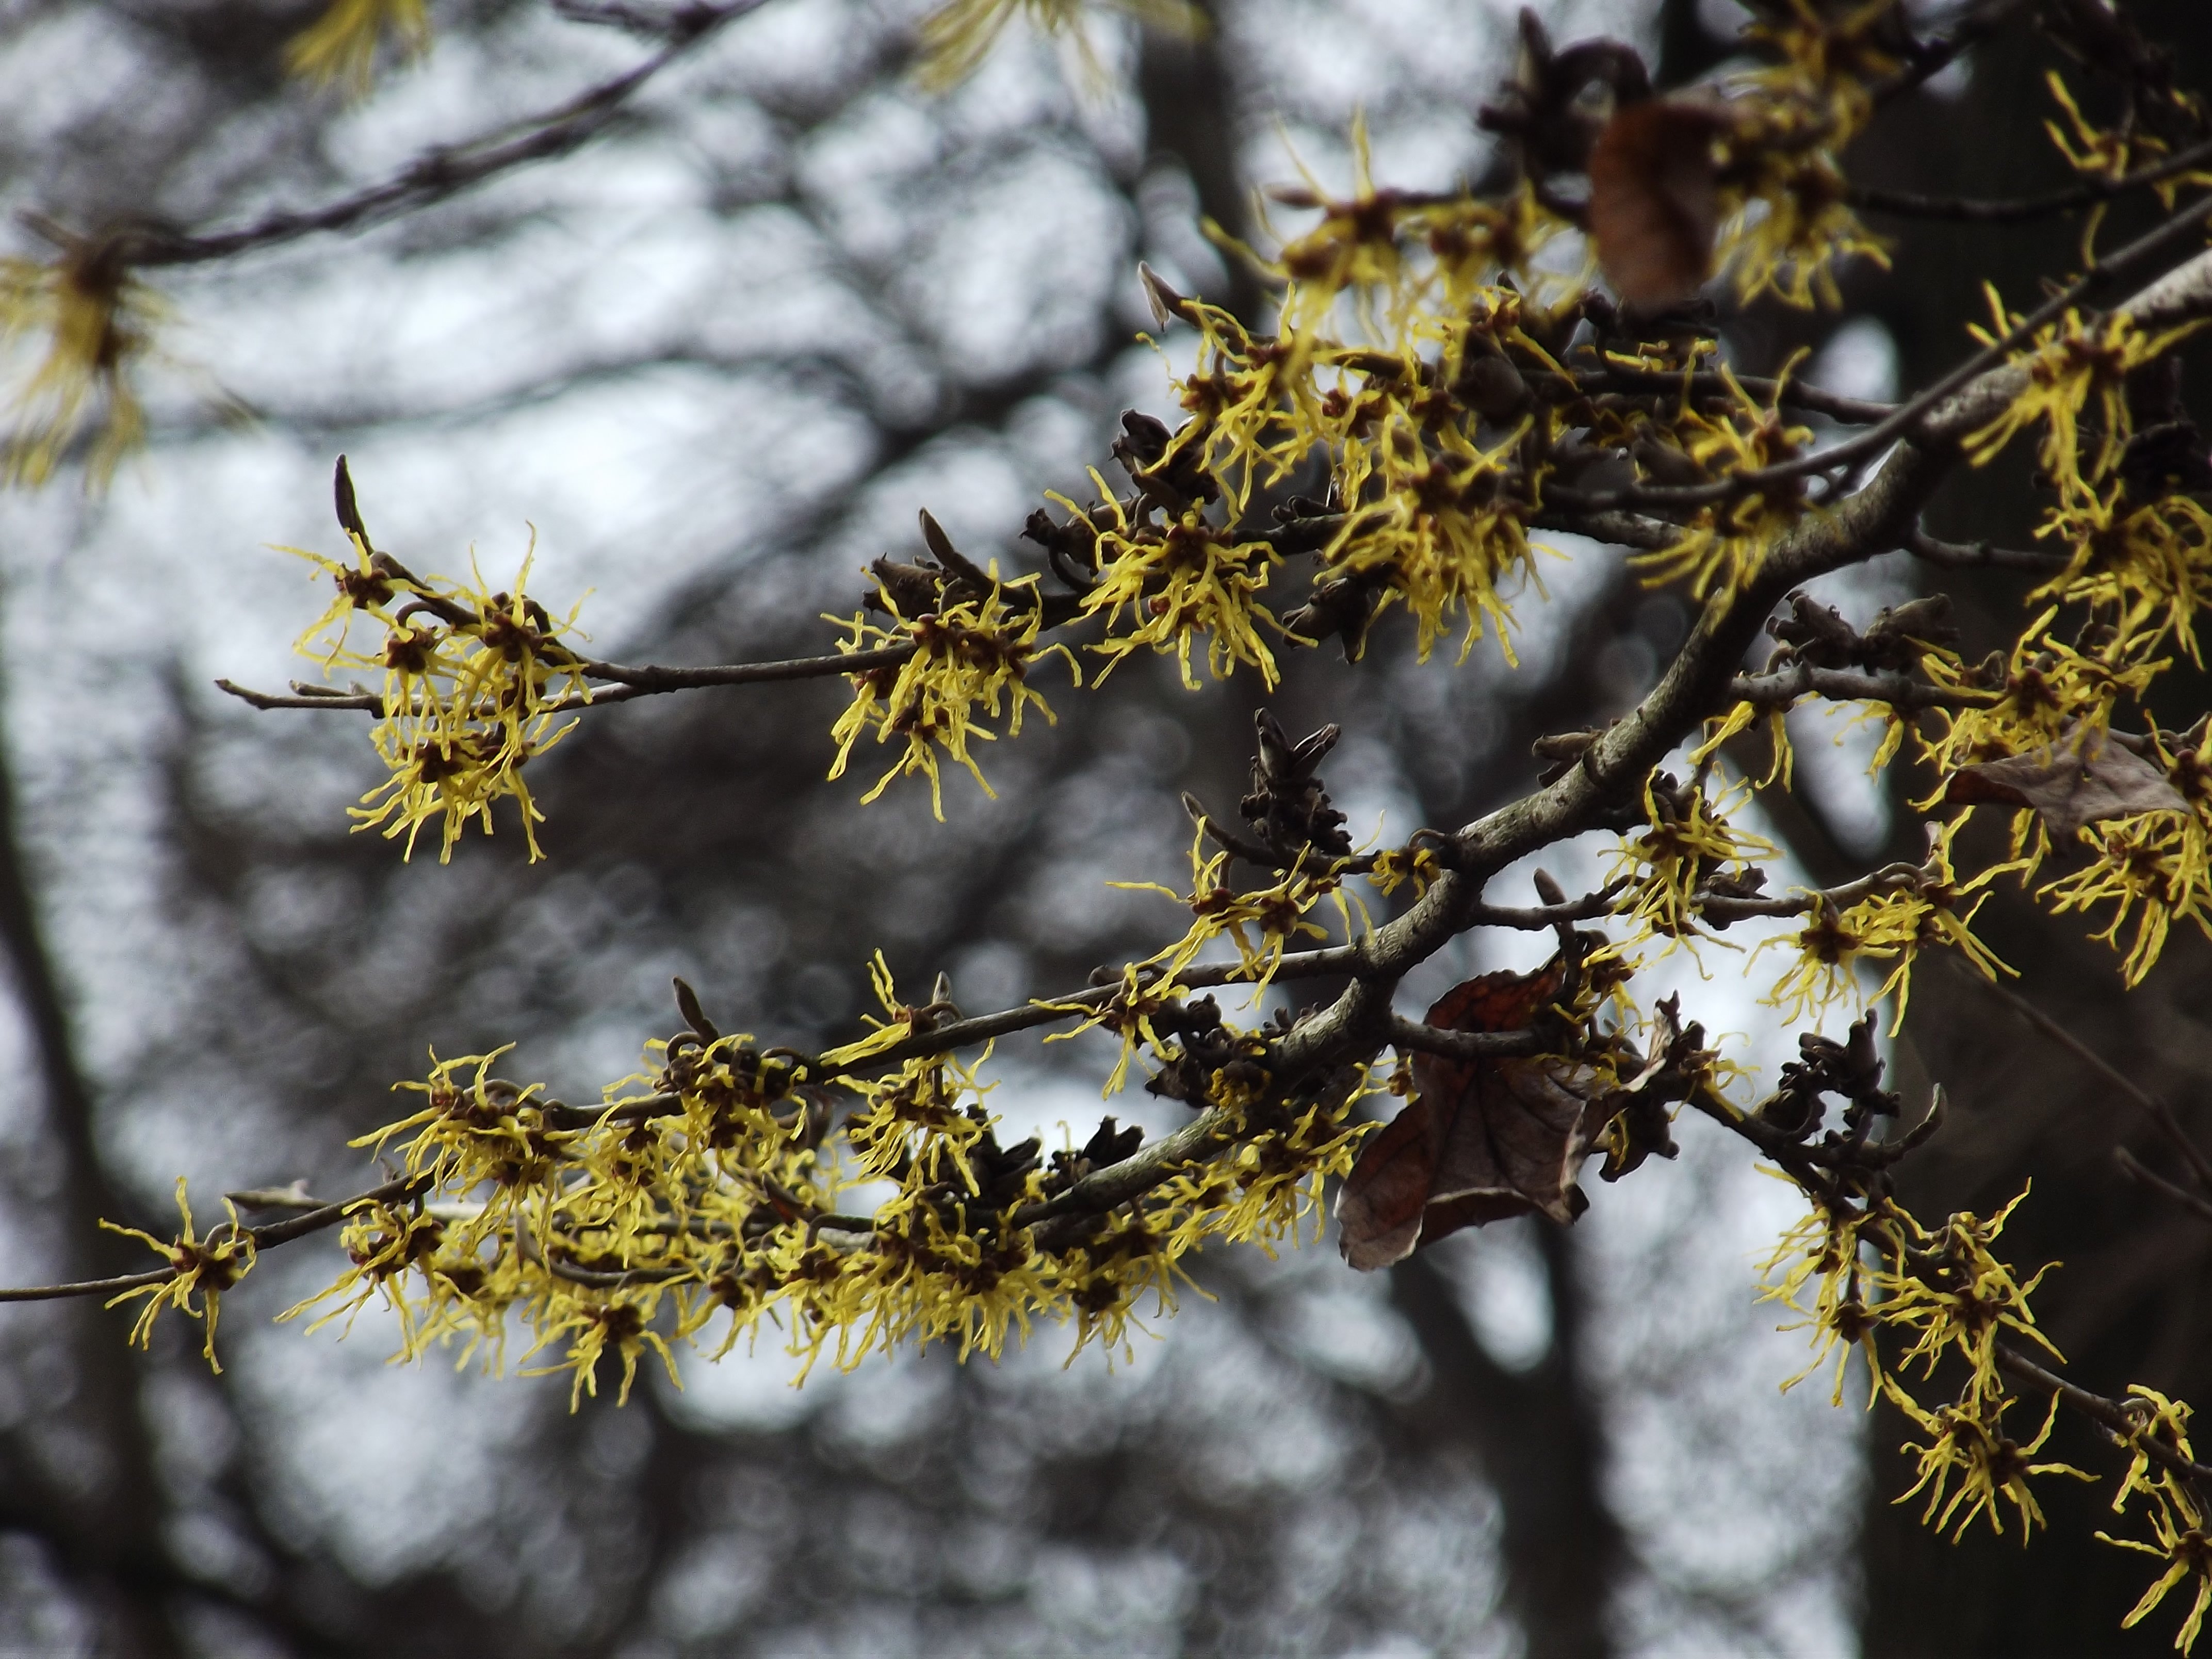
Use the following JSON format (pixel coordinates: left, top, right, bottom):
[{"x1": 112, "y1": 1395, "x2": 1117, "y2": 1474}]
[
  {"x1": 1961, "y1": 962, "x2": 2212, "y2": 1196},
  {"x1": 1386, "y1": 1016, "x2": 1545, "y2": 1062},
  {"x1": 1726, "y1": 663, "x2": 1996, "y2": 712},
  {"x1": 1904, "y1": 526, "x2": 2069, "y2": 572},
  {"x1": 214, "y1": 642, "x2": 918, "y2": 720},
  {"x1": 1997, "y1": 1343, "x2": 2212, "y2": 1486},
  {"x1": 97, "y1": 2, "x2": 771, "y2": 272},
  {"x1": 1869, "y1": 0, "x2": 2037, "y2": 106},
  {"x1": 1849, "y1": 133, "x2": 2212, "y2": 224},
  {"x1": 2115, "y1": 1145, "x2": 2212, "y2": 1226}
]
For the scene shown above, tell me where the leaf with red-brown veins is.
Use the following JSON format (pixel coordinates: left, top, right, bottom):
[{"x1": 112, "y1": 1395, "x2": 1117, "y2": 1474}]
[
  {"x1": 1337, "y1": 959, "x2": 1613, "y2": 1272},
  {"x1": 1944, "y1": 724, "x2": 2189, "y2": 840},
  {"x1": 1587, "y1": 99, "x2": 1728, "y2": 310}
]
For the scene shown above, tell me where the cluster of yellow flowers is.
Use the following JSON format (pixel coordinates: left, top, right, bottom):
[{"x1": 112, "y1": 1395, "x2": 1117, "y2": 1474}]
[
  {"x1": 1146, "y1": 279, "x2": 1560, "y2": 664},
  {"x1": 60, "y1": 6, "x2": 2212, "y2": 1650},
  {"x1": 1760, "y1": 1165, "x2": 2212, "y2": 1641},
  {"x1": 291, "y1": 526, "x2": 592, "y2": 862},
  {"x1": 828, "y1": 571, "x2": 1076, "y2": 818},
  {"x1": 1117, "y1": 830, "x2": 1357, "y2": 988},
  {"x1": 94, "y1": 961, "x2": 1366, "y2": 1399},
  {"x1": 1763, "y1": 1183, "x2": 2079, "y2": 1539},
  {"x1": 1715, "y1": 0, "x2": 1899, "y2": 308},
  {"x1": 1926, "y1": 297, "x2": 2212, "y2": 985},
  {"x1": 2102, "y1": 1388, "x2": 2212, "y2": 1653}
]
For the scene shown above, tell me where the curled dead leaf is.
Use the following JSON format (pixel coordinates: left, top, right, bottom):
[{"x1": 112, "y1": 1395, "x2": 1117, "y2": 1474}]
[
  {"x1": 1944, "y1": 724, "x2": 2189, "y2": 840},
  {"x1": 1337, "y1": 958, "x2": 1615, "y2": 1271},
  {"x1": 1588, "y1": 100, "x2": 1728, "y2": 310}
]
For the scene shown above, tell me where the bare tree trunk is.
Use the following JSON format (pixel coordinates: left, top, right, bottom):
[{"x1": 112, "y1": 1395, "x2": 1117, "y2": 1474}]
[
  {"x1": 1392, "y1": 1240, "x2": 1623, "y2": 1659},
  {"x1": 1852, "y1": 6, "x2": 2212, "y2": 1651},
  {"x1": 0, "y1": 663, "x2": 177, "y2": 1654}
]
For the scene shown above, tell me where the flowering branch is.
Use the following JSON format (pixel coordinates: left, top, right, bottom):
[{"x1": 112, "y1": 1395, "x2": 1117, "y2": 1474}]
[{"x1": 0, "y1": 1174, "x2": 421, "y2": 1304}]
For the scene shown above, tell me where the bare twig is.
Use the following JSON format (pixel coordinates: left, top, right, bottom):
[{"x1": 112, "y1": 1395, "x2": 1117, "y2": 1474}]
[
  {"x1": 1849, "y1": 133, "x2": 2212, "y2": 224},
  {"x1": 1904, "y1": 526, "x2": 2069, "y2": 572},
  {"x1": 2115, "y1": 1145, "x2": 2212, "y2": 1226},
  {"x1": 1386, "y1": 1016, "x2": 1545, "y2": 1062},
  {"x1": 1695, "y1": 861, "x2": 1929, "y2": 925},
  {"x1": 1466, "y1": 880, "x2": 1630, "y2": 930},
  {"x1": 1869, "y1": 0, "x2": 2037, "y2": 105},
  {"x1": 1960, "y1": 962, "x2": 2212, "y2": 1197},
  {"x1": 214, "y1": 679, "x2": 383, "y2": 714},
  {"x1": 550, "y1": 644, "x2": 917, "y2": 707},
  {"x1": 95, "y1": 2, "x2": 773, "y2": 272},
  {"x1": 1585, "y1": 364, "x2": 1897, "y2": 427},
  {"x1": 1726, "y1": 662, "x2": 1996, "y2": 712},
  {"x1": 215, "y1": 642, "x2": 918, "y2": 720}
]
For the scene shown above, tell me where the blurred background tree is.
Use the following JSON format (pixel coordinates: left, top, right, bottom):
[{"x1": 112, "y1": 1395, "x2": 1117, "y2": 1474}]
[{"x1": 0, "y1": 0, "x2": 2203, "y2": 1654}]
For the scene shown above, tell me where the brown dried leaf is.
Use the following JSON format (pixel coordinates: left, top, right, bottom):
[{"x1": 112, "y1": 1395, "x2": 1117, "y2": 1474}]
[
  {"x1": 1337, "y1": 959, "x2": 1613, "y2": 1271},
  {"x1": 1587, "y1": 100, "x2": 1726, "y2": 310},
  {"x1": 1944, "y1": 725, "x2": 2188, "y2": 840}
]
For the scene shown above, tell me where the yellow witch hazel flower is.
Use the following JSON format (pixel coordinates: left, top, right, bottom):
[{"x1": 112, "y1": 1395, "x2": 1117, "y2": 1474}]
[
  {"x1": 2035, "y1": 481, "x2": 2212, "y2": 663},
  {"x1": 1160, "y1": 298, "x2": 1331, "y2": 510},
  {"x1": 1896, "y1": 1389, "x2": 2088, "y2": 1543},
  {"x1": 840, "y1": 1046, "x2": 999, "y2": 1195},
  {"x1": 1116, "y1": 829, "x2": 1352, "y2": 990},
  {"x1": 292, "y1": 527, "x2": 591, "y2": 863},
  {"x1": 828, "y1": 570, "x2": 1077, "y2": 819},
  {"x1": 287, "y1": 0, "x2": 432, "y2": 94},
  {"x1": 281, "y1": 1200, "x2": 449, "y2": 1351},
  {"x1": 1713, "y1": 116, "x2": 1890, "y2": 312},
  {"x1": 2100, "y1": 1388, "x2": 2212, "y2": 1656},
  {"x1": 1257, "y1": 117, "x2": 1519, "y2": 341},
  {"x1": 818, "y1": 950, "x2": 931, "y2": 1069},
  {"x1": 1921, "y1": 607, "x2": 2165, "y2": 784},
  {"x1": 1963, "y1": 300, "x2": 2204, "y2": 492},
  {"x1": 1760, "y1": 825, "x2": 2012, "y2": 1033},
  {"x1": 1761, "y1": 1194, "x2": 1892, "y2": 1408},
  {"x1": 1627, "y1": 365, "x2": 1814, "y2": 599},
  {"x1": 1367, "y1": 840, "x2": 1443, "y2": 900},
  {"x1": 1039, "y1": 960, "x2": 1190, "y2": 1097},
  {"x1": 0, "y1": 232, "x2": 165, "y2": 487},
  {"x1": 915, "y1": 0, "x2": 1200, "y2": 90},
  {"x1": 2041, "y1": 71, "x2": 2212, "y2": 204},
  {"x1": 1611, "y1": 769, "x2": 1777, "y2": 942},
  {"x1": 102, "y1": 1179, "x2": 256, "y2": 1372},
  {"x1": 2041, "y1": 804, "x2": 2211, "y2": 988},
  {"x1": 1672, "y1": 0, "x2": 1897, "y2": 311},
  {"x1": 359, "y1": 1047, "x2": 564, "y2": 1202},
  {"x1": 1879, "y1": 1189, "x2": 2063, "y2": 1412},
  {"x1": 1324, "y1": 400, "x2": 1540, "y2": 663},
  {"x1": 1074, "y1": 480, "x2": 1284, "y2": 688},
  {"x1": 521, "y1": 1286, "x2": 682, "y2": 1409}
]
